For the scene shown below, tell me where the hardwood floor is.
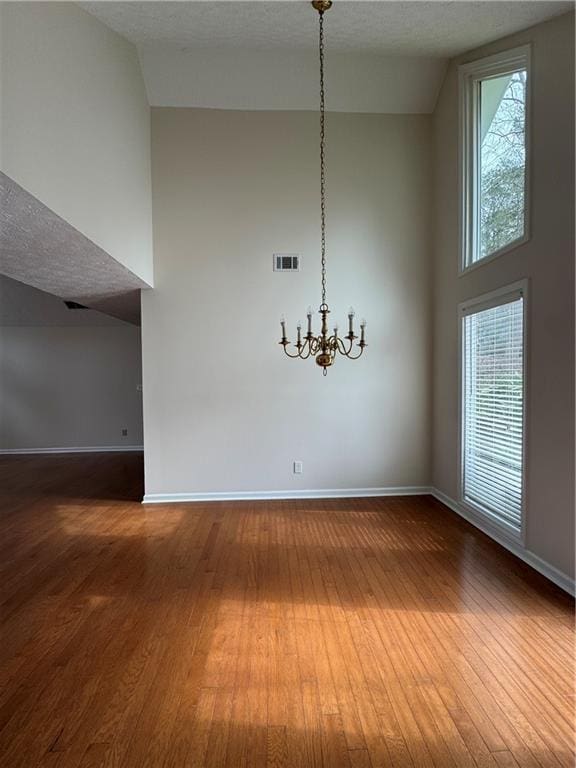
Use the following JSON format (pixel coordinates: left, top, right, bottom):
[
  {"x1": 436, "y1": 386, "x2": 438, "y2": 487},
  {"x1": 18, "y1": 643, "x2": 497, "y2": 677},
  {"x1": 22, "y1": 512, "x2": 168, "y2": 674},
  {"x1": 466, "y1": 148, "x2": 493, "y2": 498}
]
[{"x1": 0, "y1": 453, "x2": 573, "y2": 767}]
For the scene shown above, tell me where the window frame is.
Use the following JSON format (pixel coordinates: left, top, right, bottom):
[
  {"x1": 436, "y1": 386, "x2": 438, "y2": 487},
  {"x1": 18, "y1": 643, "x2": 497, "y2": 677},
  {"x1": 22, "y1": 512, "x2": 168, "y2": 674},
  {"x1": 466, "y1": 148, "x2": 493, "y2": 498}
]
[
  {"x1": 458, "y1": 45, "x2": 532, "y2": 274},
  {"x1": 458, "y1": 279, "x2": 529, "y2": 544}
]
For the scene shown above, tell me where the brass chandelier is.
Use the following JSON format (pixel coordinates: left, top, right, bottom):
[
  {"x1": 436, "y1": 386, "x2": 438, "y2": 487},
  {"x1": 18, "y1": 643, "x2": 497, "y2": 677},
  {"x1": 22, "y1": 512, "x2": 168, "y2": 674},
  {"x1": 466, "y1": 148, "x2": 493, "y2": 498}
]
[{"x1": 279, "y1": 0, "x2": 367, "y2": 376}]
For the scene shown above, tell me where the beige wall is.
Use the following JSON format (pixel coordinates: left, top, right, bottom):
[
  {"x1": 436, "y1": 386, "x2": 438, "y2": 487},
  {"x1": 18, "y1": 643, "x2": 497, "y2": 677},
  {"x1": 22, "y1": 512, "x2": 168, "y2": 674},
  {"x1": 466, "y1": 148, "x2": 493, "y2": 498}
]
[
  {"x1": 0, "y1": 277, "x2": 144, "y2": 451},
  {"x1": 0, "y1": 2, "x2": 153, "y2": 284},
  {"x1": 143, "y1": 108, "x2": 432, "y2": 497},
  {"x1": 0, "y1": 327, "x2": 143, "y2": 451},
  {"x1": 432, "y1": 13, "x2": 575, "y2": 578}
]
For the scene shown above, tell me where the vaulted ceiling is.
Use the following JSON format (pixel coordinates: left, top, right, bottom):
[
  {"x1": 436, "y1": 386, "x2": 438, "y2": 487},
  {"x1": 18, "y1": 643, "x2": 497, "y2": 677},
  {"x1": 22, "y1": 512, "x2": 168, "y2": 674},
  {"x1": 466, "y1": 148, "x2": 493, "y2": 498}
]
[{"x1": 81, "y1": 1, "x2": 572, "y2": 112}]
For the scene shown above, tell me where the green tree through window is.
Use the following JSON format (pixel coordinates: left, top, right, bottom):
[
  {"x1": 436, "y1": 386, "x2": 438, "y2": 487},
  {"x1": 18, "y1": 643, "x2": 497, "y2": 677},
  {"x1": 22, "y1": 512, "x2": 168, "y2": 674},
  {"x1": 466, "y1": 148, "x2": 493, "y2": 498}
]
[{"x1": 479, "y1": 70, "x2": 527, "y2": 258}]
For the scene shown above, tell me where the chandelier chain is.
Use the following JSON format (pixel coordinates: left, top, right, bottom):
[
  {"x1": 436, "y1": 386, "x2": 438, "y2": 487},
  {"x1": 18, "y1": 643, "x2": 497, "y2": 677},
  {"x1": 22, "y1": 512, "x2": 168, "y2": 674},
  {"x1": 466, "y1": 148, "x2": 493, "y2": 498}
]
[
  {"x1": 278, "y1": 1, "x2": 367, "y2": 374},
  {"x1": 319, "y1": 9, "x2": 327, "y2": 308}
]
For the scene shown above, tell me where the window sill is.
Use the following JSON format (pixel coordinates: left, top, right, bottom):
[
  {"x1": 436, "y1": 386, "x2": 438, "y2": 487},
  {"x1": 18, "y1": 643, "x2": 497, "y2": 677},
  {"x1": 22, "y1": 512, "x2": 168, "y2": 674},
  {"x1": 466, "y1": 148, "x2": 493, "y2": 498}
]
[
  {"x1": 460, "y1": 495, "x2": 524, "y2": 545},
  {"x1": 460, "y1": 232, "x2": 530, "y2": 277}
]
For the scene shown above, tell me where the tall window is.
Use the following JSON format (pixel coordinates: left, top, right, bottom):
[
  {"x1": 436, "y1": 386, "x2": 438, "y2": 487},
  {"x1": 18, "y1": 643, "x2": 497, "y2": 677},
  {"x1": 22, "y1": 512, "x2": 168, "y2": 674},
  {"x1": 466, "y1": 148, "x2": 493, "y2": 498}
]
[
  {"x1": 459, "y1": 46, "x2": 530, "y2": 270},
  {"x1": 461, "y1": 285, "x2": 526, "y2": 535}
]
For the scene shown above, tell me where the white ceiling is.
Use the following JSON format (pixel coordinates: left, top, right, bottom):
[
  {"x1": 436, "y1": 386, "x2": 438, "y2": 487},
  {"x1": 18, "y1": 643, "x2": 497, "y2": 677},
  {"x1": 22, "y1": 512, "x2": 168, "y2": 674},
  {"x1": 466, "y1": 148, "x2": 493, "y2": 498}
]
[
  {"x1": 138, "y1": 47, "x2": 448, "y2": 112},
  {"x1": 80, "y1": 1, "x2": 573, "y2": 112}
]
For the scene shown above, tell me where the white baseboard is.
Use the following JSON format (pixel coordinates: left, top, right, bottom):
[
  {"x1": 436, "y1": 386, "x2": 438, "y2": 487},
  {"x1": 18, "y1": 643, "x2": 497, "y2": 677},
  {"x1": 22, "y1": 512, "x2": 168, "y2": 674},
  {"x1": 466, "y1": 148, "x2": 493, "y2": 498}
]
[
  {"x1": 0, "y1": 446, "x2": 144, "y2": 455},
  {"x1": 142, "y1": 485, "x2": 432, "y2": 504},
  {"x1": 431, "y1": 488, "x2": 575, "y2": 597}
]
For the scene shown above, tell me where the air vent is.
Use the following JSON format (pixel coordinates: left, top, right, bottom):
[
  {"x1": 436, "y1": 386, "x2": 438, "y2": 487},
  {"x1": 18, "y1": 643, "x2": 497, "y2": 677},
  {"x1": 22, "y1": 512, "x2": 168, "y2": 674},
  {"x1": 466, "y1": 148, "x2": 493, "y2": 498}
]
[
  {"x1": 64, "y1": 301, "x2": 88, "y2": 310},
  {"x1": 273, "y1": 254, "x2": 300, "y2": 272}
]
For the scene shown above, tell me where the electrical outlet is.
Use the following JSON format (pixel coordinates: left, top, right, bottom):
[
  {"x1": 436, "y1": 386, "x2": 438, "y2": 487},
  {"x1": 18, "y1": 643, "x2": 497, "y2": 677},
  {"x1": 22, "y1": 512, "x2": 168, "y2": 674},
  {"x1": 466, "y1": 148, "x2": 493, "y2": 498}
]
[
  {"x1": 121, "y1": 429, "x2": 128, "y2": 437},
  {"x1": 293, "y1": 461, "x2": 303, "y2": 474}
]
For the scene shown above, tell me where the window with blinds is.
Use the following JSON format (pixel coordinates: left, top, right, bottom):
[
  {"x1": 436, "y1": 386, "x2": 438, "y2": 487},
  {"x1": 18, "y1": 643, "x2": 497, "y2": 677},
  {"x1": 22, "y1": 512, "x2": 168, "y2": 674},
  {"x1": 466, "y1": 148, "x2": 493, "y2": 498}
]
[{"x1": 461, "y1": 289, "x2": 525, "y2": 533}]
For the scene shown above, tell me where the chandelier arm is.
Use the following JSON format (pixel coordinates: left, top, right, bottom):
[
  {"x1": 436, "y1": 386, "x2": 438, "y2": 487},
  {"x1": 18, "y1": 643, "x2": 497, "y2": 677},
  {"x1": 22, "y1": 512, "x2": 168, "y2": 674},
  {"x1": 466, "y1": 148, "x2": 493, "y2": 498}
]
[
  {"x1": 344, "y1": 345, "x2": 365, "y2": 360},
  {"x1": 283, "y1": 345, "x2": 304, "y2": 359},
  {"x1": 297, "y1": 338, "x2": 313, "y2": 359},
  {"x1": 335, "y1": 337, "x2": 352, "y2": 355},
  {"x1": 327, "y1": 335, "x2": 338, "y2": 351}
]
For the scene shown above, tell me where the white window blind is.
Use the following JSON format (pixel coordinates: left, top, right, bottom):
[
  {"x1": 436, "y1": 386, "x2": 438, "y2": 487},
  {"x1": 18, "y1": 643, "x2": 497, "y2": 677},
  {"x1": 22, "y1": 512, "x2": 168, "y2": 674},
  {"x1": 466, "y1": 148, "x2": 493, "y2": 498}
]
[{"x1": 462, "y1": 293, "x2": 524, "y2": 532}]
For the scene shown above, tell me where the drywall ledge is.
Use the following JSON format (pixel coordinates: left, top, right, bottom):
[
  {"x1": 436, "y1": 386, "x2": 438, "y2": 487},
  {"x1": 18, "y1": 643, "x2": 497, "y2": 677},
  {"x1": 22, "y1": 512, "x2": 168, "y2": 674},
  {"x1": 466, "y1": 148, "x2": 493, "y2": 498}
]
[
  {"x1": 0, "y1": 446, "x2": 144, "y2": 455},
  {"x1": 0, "y1": 174, "x2": 149, "y2": 325},
  {"x1": 0, "y1": 2, "x2": 154, "y2": 284},
  {"x1": 431, "y1": 488, "x2": 575, "y2": 596},
  {"x1": 143, "y1": 486, "x2": 432, "y2": 503}
]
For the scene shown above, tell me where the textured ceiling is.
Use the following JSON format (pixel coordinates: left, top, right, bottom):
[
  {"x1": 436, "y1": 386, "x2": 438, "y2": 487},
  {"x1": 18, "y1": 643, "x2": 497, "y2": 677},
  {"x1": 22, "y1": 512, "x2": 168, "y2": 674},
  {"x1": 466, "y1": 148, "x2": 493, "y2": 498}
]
[
  {"x1": 0, "y1": 174, "x2": 148, "y2": 325},
  {"x1": 80, "y1": 1, "x2": 573, "y2": 57}
]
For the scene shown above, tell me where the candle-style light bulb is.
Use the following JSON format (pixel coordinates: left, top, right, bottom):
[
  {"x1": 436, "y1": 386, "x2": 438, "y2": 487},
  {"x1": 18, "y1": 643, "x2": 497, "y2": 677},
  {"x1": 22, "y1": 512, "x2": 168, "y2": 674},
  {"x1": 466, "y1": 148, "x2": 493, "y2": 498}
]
[
  {"x1": 360, "y1": 319, "x2": 366, "y2": 345},
  {"x1": 333, "y1": 323, "x2": 339, "y2": 337}
]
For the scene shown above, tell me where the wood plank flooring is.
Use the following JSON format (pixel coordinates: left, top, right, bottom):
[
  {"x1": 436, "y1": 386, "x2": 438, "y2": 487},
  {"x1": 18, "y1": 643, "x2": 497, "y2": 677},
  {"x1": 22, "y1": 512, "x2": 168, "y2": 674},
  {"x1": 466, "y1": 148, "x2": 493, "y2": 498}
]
[{"x1": 0, "y1": 453, "x2": 573, "y2": 767}]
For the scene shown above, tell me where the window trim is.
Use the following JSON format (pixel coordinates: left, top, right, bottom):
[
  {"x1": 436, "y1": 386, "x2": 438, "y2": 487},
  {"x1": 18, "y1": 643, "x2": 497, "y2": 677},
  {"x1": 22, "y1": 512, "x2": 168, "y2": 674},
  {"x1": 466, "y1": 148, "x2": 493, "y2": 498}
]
[
  {"x1": 458, "y1": 279, "x2": 529, "y2": 544},
  {"x1": 458, "y1": 45, "x2": 532, "y2": 274}
]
